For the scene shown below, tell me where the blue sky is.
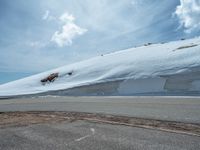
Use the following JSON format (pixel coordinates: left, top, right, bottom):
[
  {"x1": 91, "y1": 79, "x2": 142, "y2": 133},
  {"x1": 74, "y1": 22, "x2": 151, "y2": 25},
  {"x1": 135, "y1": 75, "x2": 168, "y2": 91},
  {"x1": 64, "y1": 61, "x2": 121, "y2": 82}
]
[{"x1": 0, "y1": 0, "x2": 200, "y2": 84}]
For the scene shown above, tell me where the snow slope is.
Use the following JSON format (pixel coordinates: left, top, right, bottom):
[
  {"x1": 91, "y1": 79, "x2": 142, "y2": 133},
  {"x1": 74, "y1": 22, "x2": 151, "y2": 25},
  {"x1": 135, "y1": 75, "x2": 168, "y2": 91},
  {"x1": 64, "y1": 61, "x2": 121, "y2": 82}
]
[{"x1": 1, "y1": 37, "x2": 200, "y2": 97}]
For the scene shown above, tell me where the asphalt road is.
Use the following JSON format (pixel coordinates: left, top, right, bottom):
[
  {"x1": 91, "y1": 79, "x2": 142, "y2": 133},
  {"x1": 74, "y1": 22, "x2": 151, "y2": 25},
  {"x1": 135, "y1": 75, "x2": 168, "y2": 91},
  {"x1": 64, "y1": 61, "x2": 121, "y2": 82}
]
[
  {"x1": 1, "y1": 96, "x2": 200, "y2": 150},
  {"x1": 0, "y1": 96, "x2": 200, "y2": 123},
  {"x1": 0, "y1": 120, "x2": 200, "y2": 150}
]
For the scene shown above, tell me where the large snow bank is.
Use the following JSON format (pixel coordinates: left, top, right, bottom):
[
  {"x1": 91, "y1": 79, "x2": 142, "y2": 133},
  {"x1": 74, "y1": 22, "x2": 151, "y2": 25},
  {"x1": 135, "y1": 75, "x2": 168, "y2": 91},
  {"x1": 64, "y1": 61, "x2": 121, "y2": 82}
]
[{"x1": 0, "y1": 37, "x2": 200, "y2": 97}]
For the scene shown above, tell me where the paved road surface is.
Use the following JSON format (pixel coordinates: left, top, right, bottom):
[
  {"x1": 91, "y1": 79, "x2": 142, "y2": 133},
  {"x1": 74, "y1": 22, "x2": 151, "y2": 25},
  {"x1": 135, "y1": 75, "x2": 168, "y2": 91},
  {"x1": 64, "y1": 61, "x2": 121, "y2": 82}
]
[
  {"x1": 1, "y1": 96, "x2": 200, "y2": 150},
  {"x1": 0, "y1": 96, "x2": 200, "y2": 123},
  {"x1": 0, "y1": 120, "x2": 200, "y2": 150}
]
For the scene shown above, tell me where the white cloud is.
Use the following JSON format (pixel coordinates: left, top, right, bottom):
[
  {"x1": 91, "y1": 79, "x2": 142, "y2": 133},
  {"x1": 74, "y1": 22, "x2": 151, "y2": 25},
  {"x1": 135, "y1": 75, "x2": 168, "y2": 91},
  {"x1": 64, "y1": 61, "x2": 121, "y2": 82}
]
[
  {"x1": 26, "y1": 41, "x2": 46, "y2": 48},
  {"x1": 42, "y1": 10, "x2": 56, "y2": 21},
  {"x1": 60, "y1": 13, "x2": 75, "y2": 22},
  {"x1": 51, "y1": 12, "x2": 87, "y2": 47},
  {"x1": 42, "y1": 10, "x2": 49, "y2": 20},
  {"x1": 175, "y1": 0, "x2": 200, "y2": 33},
  {"x1": 131, "y1": 0, "x2": 142, "y2": 6}
]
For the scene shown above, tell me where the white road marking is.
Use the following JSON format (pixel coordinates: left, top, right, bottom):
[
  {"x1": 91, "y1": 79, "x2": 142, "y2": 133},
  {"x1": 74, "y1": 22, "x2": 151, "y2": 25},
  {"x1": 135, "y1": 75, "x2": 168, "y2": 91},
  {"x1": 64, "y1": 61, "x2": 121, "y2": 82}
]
[
  {"x1": 75, "y1": 135, "x2": 91, "y2": 142},
  {"x1": 90, "y1": 128, "x2": 95, "y2": 134},
  {"x1": 75, "y1": 128, "x2": 95, "y2": 142}
]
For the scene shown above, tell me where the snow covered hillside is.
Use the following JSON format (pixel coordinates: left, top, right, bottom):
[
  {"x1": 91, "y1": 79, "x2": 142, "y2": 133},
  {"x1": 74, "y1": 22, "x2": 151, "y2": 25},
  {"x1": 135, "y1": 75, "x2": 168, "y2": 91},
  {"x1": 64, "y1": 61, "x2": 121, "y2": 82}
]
[{"x1": 1, "y1": 37, "x2": 200, "y2": 97}]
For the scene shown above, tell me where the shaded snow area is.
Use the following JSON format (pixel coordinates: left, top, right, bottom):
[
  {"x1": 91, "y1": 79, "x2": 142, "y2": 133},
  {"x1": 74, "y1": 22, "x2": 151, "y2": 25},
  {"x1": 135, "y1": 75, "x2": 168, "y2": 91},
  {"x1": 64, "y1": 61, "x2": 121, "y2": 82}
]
[{"x1": 1, "y1": 37, "x2": 200, "y2": 97}]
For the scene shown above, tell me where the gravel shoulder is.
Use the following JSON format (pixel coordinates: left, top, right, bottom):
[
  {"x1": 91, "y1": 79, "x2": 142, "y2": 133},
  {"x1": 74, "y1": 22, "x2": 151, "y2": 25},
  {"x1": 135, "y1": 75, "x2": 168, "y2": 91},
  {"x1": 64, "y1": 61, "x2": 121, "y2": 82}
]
[{"x1": 0, "y1": 111, "x2": 200, "y2": 137}]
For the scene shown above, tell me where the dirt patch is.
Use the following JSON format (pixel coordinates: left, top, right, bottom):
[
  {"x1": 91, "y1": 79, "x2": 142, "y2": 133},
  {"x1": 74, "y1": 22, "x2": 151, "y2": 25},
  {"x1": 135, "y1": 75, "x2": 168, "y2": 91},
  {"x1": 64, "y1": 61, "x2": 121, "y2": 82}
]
[
  {"x1": 41, "y1": 73, "x2": 59, "y2": 85},
  {"x1": 0, "y1": 111, "x2": 200, "y2": 136}
]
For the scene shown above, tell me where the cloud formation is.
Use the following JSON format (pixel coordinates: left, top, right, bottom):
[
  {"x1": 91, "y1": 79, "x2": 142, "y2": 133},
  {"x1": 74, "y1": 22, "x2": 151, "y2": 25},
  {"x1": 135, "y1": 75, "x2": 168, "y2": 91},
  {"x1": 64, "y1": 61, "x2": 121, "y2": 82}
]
[
  {"x1": 175, "y1": 0, "x2": 200, "y2": 33},
  {"x1": 42, "y1": 10, "x2": 56, "y2": 21},
  {"x1": 0, "y1": 0, "x2": 186, "y2": 75},
  {"x1": 51, "y1": 12, "x2": 87, "y2": 47},
  {"x1": 42, "y1": 10, "x2": 50, "y2": 20}
]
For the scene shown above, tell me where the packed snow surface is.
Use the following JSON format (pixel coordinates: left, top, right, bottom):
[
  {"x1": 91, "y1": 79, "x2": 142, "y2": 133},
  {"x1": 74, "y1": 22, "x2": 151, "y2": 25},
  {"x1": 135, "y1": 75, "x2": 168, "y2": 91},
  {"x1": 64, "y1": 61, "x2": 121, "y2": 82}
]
[{"x1": 0, "y1": 37, "x2": 200, "y2": 96}]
